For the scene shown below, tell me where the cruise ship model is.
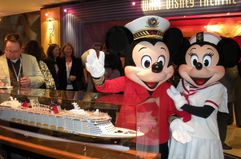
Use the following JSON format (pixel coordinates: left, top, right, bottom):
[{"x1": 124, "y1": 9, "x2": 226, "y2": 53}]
[{"x1": 0, "y1": 97, "x2": 143, "y2": 139}]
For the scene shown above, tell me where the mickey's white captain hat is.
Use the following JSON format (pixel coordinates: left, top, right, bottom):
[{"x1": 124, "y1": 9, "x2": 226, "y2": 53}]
[
  {"x1": 125, "y1": 15, "x2": 170, "y2": 40},
  {"x1": 190, "y1": 32, "x2": 221, "y2": 45}
]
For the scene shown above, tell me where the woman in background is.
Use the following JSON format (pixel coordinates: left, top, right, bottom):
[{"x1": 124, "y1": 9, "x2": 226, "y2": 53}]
[
  {"x1": 58, "y1": 43, "x2": 85, "y2": 91},
  {"x1": 45, "y1": 44, "x2": 60, "y2": 89},
  {"x1": 24, "y1": 40, "x2": 56, "y2": 89}
]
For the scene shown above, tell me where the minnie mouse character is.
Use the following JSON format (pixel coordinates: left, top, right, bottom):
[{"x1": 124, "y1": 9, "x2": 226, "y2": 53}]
[
  {"x1": 84, "y1": 15, "x2": 190, "y2": 159},
  {"x1": 167, "y1": 32, "x2": 240, "y2": 159}
]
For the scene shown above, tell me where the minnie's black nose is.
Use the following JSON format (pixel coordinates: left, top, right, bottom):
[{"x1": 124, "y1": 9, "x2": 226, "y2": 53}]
[{"x1": 152, "y1": 62, "x2": 163, "y2": 73}]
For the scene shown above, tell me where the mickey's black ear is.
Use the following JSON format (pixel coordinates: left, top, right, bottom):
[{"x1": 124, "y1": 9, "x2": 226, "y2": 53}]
[
  {"x1": 217, "y1": 38, "x2": 241, "y2": 68},
  {"x1": 163, "y1": 28, "x2": 187, "y2": 64},
  {"x1": 177, "y1": 37, "x2": 190, "y2": 65},
  {"x1": 105, "y1": 26, "x2": 133, "y2": 56}
]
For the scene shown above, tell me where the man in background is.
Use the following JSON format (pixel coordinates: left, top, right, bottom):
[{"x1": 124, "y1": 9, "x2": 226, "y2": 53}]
[{"x1": 0, "y1": 33, "x2": 44, "y2": 88}]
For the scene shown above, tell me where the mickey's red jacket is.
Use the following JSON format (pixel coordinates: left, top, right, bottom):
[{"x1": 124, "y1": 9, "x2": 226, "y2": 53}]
[{"x1": 96, "y1": 76, "x2": 190, "y2": 145}]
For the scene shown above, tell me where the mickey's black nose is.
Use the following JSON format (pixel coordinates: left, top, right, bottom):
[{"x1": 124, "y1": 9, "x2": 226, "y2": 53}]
[
  {"x1": 195, "y1": 62, "x2": 203, "y2": 70},
  {"x1": 152, "y1": 62, "x2": 163, "y2": 73}
]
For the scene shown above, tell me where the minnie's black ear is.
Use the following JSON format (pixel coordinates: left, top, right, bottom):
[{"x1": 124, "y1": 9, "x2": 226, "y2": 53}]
[
  {"x1": 105, "y1": 26, "x2": 133, "y2": 56},
  {"x1": 163, "y1": 28, "x2": 187, "y2": 65},
  {"x1": 217, "y1": 38, "x2": 241, "y2": 68}
]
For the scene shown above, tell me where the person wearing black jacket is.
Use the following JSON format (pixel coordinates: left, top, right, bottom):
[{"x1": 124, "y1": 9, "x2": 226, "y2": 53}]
[{"x1": 58, "y1": 43, "x2": 85, "y2": 91}]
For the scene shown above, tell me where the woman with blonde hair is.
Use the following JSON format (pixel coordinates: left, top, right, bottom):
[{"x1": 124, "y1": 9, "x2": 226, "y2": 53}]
[{"x1": 58, "y1": 43, "x2": 85, "y2": 91}]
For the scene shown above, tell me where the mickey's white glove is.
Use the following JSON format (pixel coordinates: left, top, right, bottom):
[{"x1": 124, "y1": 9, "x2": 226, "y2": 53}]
[
  {"x1": 170, "y1": 118, "x2": 194, "y2": 144},
  {"x1": 85, "y1": 49, "x2": 105, "y2": 78},
  {"x1": 167, "y1": 85, "x2": 187, "y2": 110}
]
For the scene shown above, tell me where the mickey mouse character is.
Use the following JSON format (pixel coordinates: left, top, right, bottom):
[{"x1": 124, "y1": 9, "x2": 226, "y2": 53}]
[
  {"x1": 167, "y1": 32, "x2": 240, "y2": 159},
  {"x1": 84, "y1": 15, "x2": 190, "y2": 159}
]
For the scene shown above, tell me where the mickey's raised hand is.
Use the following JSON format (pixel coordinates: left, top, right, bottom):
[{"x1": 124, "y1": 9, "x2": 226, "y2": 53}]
[{"x1": 85, "y1": 49, "x2": 105, "y2": 78}]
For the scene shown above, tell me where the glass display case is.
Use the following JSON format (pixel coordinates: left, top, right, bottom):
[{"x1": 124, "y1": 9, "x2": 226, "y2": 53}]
[{"x1": 0, "y1": 88, "x2": 161, "y2": 159}]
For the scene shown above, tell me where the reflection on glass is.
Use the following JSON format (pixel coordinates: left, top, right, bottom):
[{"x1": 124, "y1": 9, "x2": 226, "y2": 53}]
[
  {"x1": 96, "y1": 94, "x2": 160, "y2": 155},
  {"x1": 115, "y1": 96, "x2": 160, "y2": 154},
  {"x1": 0, "y1": 76, "x2": 11, "y2": 87}
]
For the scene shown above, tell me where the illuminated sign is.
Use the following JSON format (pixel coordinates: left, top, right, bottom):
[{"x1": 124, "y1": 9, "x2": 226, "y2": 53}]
[{"x1": 142, "y1": 0, "x2": 239, "y2": 11}]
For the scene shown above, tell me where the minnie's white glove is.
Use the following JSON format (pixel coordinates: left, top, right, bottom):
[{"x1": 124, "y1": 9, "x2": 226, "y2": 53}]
[
  {"x1": 170, "y1": 118, "x2": 194, "y2": 144},
  {"x1": 167, "y1": 85, "x2": 187, "y2": 110},
  {"x1": 85, "y1": 49, "x2": 105, "y2": 78}
]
